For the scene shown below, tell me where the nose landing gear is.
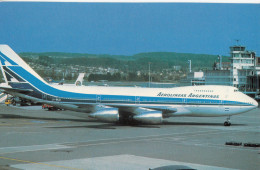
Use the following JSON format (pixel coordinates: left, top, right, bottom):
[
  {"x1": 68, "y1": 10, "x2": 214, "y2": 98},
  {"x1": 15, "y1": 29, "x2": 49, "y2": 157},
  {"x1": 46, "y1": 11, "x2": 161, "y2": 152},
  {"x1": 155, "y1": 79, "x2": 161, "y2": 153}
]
[{"x1": 224, "y1": 116, "x2": 231, "y2": 126}]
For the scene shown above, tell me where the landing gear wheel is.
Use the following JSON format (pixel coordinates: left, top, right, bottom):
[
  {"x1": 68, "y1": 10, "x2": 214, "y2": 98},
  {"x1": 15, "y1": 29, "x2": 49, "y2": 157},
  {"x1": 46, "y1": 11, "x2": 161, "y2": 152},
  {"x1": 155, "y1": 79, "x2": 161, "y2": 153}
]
[
  {"x1": 224, "y1": 121, "x2": 231, "y2": 126},
  {"x1": 224, "y1": 116, "x2": 231, "y2": 126}
]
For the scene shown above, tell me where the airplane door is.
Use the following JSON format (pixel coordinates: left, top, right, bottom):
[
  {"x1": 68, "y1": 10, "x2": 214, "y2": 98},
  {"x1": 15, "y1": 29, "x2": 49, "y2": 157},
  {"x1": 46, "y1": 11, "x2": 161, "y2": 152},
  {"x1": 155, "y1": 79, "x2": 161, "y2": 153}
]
[
  {"x1": 219, "y1": 88, "x2": 229, "y2": 113},
  {"x1": 96, "y1": 95, "x2": 101, "y2": 103},
  {"x1": 135, "y1": 96, "x2": 140, "y2": 104}
]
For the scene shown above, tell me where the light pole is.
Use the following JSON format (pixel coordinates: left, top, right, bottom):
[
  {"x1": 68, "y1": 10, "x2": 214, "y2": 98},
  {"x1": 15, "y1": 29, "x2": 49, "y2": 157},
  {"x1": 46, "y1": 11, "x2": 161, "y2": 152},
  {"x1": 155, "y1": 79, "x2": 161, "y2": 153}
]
[
  {"x1": 188, "y1": 60, "x2": 192, "y2": 73},
  {"x1": 148, "y1": 62, "x2": 151, "y2": 88}
]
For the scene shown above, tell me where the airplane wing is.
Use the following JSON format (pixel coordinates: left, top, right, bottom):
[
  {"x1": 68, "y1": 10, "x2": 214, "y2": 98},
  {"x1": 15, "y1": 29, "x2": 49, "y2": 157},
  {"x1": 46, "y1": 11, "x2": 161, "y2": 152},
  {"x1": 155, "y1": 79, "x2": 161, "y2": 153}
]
[{"x1": 0, "y1": 84, "x2": 176, "y2": 124}]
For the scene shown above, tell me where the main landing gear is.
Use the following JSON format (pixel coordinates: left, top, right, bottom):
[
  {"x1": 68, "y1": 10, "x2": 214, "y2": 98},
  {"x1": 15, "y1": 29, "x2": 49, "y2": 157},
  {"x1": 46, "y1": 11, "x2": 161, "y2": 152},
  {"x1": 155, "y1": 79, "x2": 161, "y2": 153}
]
[{"x1": 224, "y1": 116, "x2": 231, "y2": 126}]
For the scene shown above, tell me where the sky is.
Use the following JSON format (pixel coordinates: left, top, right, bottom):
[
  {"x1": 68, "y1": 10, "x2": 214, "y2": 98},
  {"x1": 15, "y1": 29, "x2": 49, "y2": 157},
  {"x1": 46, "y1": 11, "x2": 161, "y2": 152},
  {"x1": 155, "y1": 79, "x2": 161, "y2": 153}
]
[{"x1": 0, "y1": 2, "x2": 259, "y2": 56}]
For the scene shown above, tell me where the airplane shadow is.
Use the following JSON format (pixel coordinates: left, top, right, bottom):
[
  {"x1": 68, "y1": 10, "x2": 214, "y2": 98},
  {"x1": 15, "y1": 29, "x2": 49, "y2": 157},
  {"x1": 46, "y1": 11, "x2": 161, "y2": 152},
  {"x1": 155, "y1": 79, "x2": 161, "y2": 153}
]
[
  {"x1": 0, "y1": 114, "x2": 246, "y2": 128},
  {"x1": 163, "y1": 121, "x2": 246, "y2": 126},
  {"x1": 0, "y1": 114, "x2": 160, "y2": 129},
  {"x1": 0, "y1": 114, "x2": 97, "y2": 123},
  {"x1": 47, "y1": 121, "x2": 246, "y2": 129},
  {"x1": 47, "y1": 123, "x2": 161, "y2": 129},
  {"x1": 47, "y1": 124, "x2": 118, "y2": 129}
]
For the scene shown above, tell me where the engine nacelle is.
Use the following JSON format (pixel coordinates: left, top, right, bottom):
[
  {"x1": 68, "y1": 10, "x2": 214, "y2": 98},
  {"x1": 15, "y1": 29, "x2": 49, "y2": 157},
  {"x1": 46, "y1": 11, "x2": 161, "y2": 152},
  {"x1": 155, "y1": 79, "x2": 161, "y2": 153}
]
[
  {"x1": 133, "y1": 111, "x2": 163, "y2": 124},
  {"x1": 89, "y1": 108, "x2": 119, "y2": 122}
]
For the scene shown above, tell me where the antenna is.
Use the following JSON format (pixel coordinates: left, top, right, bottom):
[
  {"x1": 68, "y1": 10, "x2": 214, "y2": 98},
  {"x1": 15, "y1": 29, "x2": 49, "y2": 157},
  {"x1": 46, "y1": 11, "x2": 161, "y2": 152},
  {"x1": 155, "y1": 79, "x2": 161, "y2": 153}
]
[
  {"x1": 235, "y1": 39, "x2": 240, "y2": 45},
  {"x1": 148, "y1": 62, "x2": 151, "y2": 88}
]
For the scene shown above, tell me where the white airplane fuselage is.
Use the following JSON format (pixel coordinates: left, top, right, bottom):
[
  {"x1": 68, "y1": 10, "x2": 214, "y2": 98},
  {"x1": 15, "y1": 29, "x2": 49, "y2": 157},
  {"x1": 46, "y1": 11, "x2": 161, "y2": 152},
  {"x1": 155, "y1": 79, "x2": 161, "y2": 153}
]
[{"x1": 50, "y1": 84, "x2": 257, "y2": 117}]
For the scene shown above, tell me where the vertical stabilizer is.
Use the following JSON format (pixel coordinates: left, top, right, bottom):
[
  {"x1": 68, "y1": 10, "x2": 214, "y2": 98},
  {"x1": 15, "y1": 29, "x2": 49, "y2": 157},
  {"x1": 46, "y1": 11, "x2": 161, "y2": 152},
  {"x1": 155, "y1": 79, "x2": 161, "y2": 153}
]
[
  {"x1": 75, "y1": 73, "x2": 85, "y2": 86},
  {"x1": 0, "y1": 45, "x2": 47, "y2": 84}
]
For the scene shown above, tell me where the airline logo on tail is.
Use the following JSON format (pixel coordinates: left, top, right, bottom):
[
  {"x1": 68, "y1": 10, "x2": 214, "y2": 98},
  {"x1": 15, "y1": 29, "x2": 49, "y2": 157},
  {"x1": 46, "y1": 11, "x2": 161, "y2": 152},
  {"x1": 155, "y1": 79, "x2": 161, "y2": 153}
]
[
  {"x1": 0, "y1": 50, "x2": 21, "y2": 83},
  {"x1": 0, "y1": 51, "x2": 18, "y2": 66}
]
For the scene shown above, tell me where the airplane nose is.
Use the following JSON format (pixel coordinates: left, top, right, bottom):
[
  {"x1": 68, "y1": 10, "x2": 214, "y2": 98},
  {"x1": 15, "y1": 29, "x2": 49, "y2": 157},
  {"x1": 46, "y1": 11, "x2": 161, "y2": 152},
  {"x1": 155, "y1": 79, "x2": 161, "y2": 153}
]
[
  {"x1": 253, "y1": 99, "x2": 258, "y2": 108},
  {"x1": 250, "y1": 96, "x2": 259, "y2": 108}
]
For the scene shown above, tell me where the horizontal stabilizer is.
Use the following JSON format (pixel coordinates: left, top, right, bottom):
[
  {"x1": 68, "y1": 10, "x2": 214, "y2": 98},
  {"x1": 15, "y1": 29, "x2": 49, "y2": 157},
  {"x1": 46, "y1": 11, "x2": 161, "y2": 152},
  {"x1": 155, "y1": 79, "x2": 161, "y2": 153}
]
[{"x1": 0, "y1": 87, "x2": 33, "y2": 94}]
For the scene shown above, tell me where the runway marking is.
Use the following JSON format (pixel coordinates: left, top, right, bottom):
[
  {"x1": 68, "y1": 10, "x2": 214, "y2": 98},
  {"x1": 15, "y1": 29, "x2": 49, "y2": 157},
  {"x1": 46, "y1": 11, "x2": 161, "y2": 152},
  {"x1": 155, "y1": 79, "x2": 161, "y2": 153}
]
[
  {"x1": 0, "y1": 144, "x2": 74, "y2": 154},
  {"x1": 0, "y1": 156, "x2": 83, "y2": 170},
  {"x1": 0, "y1": 121, "x2": 57, "y2": 126},
  {"x1": 64, "y1": 129, "x2": 258, "y2": 152},
  {"x1": 65, "y1": 130, "x2": 223, "y2": 147},
  {"x1": 0, "y1": 122, "x2": 36, "y2": 126},
  {"x1": 77, "y1": 129, "x2": 227, "y2": 142},
  {"x1": 64, "y1": 129, "x2": 221, "y2": 146},
  {"x1": 10, "y1": 154, "x2": 236, "y2": 170}
]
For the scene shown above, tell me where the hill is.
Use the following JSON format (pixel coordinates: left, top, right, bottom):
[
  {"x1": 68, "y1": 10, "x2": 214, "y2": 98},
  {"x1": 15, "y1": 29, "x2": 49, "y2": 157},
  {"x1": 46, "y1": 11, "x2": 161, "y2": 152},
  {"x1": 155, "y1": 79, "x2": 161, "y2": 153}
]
[{"x1": 19, "y1": 51, "x2": 229, "y2": 72}]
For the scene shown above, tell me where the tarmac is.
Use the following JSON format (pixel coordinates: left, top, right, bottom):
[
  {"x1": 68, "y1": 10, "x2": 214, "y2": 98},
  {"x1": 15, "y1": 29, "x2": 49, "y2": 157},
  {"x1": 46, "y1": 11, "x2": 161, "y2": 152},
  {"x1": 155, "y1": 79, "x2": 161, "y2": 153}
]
[{"x1": 0, "y1": 103, "x2": 259, "y2": 170}]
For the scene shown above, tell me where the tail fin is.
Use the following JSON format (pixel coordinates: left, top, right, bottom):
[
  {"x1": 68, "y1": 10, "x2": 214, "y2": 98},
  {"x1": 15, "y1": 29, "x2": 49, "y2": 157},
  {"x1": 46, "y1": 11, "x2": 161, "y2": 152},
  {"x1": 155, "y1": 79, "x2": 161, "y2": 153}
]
[
  {"x1": 0, "y1": 45, "x2": 88, "y2": 101},
  {"x1": 75, "y1": 73, "x2": 85, "y2": 86},
  {"x1": 0, "y1": 45, "x2": 46, "y2": 85}
]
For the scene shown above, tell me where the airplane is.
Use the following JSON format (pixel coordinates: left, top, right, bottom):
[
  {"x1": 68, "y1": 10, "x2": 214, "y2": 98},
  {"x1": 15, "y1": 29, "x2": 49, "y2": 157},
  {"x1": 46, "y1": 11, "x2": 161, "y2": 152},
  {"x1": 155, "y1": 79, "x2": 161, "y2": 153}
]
[
  {"x1": 0, "y1": 45, "x2": 258, "y2": 126},
  {"x1": 48, "y1": 73, "x2": 85, "y2": 86},
  {"x1": 75, "y1": 73, "x2": 85, "y2": 86}
]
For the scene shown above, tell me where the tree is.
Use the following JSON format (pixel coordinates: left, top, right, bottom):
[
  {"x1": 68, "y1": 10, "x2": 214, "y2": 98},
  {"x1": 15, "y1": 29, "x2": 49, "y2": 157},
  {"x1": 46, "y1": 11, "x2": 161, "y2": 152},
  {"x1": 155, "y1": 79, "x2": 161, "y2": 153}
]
[{"x1": 38, "y1": 56, "x2": 53, "y2": 66}]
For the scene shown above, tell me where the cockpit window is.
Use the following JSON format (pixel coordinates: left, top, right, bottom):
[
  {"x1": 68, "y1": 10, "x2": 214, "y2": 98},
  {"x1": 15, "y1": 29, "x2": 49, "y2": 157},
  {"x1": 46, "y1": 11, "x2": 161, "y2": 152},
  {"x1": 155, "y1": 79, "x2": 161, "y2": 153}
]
[{"x1": 234, "y1": 89, "x2": 238, "y2": 92}]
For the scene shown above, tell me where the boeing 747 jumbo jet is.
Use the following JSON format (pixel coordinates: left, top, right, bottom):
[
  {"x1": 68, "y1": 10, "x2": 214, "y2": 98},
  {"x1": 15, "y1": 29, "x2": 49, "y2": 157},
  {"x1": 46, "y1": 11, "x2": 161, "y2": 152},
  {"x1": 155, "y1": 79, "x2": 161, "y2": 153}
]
[{"x1": 0, "y1": 45, "x2": 258, "y2": 126}]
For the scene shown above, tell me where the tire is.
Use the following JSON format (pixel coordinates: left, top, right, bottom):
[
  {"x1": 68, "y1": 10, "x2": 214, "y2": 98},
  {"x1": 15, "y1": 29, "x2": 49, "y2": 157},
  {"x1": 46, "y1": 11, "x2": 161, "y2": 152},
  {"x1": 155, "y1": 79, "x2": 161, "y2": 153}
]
[
  {"x1": 224, "y1": 121, "x2": 231, "y2": 126},
  {"x1": 224, "y1": 121, "x2": 228, "y2": 126}
]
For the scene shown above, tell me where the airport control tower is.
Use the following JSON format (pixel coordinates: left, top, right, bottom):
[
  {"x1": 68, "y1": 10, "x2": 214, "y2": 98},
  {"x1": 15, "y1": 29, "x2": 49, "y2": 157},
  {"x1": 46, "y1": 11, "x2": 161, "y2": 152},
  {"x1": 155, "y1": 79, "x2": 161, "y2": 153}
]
[
  {"x1": 229, "y1": 45, "x2": 256, "y2": 88},
  {"x1": 205, "y1": 44, "x2": 259, "y2": 99}
]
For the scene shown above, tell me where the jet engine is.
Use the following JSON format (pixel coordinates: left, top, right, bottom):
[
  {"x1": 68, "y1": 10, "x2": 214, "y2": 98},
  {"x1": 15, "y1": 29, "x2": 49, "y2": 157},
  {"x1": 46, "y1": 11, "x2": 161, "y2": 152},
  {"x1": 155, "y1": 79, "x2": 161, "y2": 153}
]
[
  {"x1": 89, "y1": 107, "x2": 119, "y2": 122},
  {"x1": 133, "y1": 110, "x2": 163, "y2": 124}
]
